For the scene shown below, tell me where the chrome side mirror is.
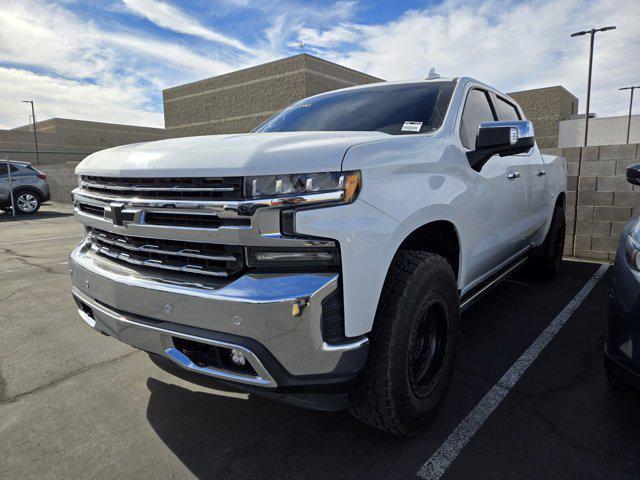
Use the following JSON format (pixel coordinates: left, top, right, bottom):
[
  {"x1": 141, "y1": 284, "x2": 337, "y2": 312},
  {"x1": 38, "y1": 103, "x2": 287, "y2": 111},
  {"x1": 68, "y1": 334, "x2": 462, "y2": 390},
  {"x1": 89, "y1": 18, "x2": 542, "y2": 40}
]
[{"x1": 467, "y1": 120, "x2": 535, "y2": 172}]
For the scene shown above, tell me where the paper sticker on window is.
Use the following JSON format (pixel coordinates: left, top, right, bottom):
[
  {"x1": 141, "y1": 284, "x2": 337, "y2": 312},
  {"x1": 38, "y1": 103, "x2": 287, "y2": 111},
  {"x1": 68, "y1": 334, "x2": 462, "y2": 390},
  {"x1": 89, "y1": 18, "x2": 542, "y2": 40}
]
[{"x1": 401, "y1": 121, "x2": 423, "y2": 133}]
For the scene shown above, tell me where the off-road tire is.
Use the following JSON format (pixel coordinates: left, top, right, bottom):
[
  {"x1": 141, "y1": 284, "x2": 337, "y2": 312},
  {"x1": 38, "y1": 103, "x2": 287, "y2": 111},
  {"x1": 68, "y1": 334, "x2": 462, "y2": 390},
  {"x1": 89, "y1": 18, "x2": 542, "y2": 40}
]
[
  {"x1": 348, "y1": 251, "x2": 459, "y2": 436},
  {"x1": 527, "y1": 205, "x2": 565, "y2": 280}
]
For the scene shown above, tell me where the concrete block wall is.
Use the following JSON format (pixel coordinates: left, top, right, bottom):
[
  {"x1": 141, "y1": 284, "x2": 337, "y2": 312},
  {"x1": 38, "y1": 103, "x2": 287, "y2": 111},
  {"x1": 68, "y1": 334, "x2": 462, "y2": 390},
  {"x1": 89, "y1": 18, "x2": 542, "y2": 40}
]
[
  {"x1": 542, "y1": 143, "x2": 640, "y2": 261},
  {"x1": 39, "y1": 162, "x2": 80, "y2": 203}
]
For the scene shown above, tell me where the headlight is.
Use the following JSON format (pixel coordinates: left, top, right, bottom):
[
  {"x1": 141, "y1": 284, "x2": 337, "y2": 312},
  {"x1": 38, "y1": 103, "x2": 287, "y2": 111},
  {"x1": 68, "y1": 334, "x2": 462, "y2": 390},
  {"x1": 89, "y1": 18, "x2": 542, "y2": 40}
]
[
  {"x1": 244, "y1": 171, "x2": 360, "y2": 203},
  {"x1": 625, "y1": 234, "x2": 640, "y2": 270}
]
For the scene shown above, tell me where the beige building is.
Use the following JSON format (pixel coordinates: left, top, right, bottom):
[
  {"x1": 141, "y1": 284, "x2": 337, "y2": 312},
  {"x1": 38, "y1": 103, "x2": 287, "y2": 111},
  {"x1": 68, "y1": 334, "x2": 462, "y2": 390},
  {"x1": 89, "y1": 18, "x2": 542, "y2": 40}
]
[
  {"x1": 1, "y1": 118, "x2": 165, "y2": 164},
  {"x1": 508, "y1": 86, "x2": 579, "y2": 149},
  {"x1": 162, "y1": 54, "x2": 382, "y2": 138}
]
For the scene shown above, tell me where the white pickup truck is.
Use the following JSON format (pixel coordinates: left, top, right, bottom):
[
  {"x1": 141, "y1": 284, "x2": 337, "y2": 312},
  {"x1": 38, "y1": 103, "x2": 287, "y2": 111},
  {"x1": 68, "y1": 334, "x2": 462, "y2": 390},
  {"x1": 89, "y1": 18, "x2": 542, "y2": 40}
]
[{"x1": 70, "y1": 77, "x2": 566, "y2": 435}]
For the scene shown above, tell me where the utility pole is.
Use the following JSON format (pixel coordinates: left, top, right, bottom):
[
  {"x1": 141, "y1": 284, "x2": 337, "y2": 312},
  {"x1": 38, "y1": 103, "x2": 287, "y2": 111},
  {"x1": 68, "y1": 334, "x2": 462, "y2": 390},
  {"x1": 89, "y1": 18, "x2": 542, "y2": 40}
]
[
  {"x1": 21, "y1": 100, "x2": 40, "y2": 165},
  {"x1": 619, "y1": 86, "x2": 639, "y2": 144},
  {"x1": 571, "y1": 26, "x2": 616, "y2": 146}
]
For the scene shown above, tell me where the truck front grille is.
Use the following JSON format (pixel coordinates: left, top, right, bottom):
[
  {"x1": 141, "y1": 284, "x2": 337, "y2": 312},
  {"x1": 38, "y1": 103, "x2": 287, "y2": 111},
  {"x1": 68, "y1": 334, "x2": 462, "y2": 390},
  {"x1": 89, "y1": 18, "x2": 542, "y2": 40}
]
[
  {"x1": 75, "y1": 203, "x2": 251, "y2": 230},
  {"x1": 89, "y1": 229, "x2": 244, "y2": 278},
  {"x1": 78, "y1": 203, "x2": 105, "y2": 217},
  {"x1": 143, "y1": 212, "x2": 250, "y2": 229},
  {"x1": 80, "y1": 176, "x2": 244, "y2": 200}
]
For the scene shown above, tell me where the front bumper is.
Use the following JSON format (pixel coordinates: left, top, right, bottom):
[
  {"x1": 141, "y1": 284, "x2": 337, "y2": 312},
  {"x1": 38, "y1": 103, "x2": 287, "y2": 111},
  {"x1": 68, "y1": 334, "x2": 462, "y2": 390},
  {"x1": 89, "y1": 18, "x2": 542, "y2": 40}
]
[{"x1": 69, "y1": 242, "x2": 368, "y2": 401}]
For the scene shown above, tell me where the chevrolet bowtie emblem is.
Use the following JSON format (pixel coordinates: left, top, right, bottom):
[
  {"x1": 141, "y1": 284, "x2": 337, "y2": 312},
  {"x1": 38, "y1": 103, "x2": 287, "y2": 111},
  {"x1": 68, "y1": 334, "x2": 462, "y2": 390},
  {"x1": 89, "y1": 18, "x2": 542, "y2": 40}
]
[{"x1": 109, "y1": 202, "x2": 125, "y2": 226}]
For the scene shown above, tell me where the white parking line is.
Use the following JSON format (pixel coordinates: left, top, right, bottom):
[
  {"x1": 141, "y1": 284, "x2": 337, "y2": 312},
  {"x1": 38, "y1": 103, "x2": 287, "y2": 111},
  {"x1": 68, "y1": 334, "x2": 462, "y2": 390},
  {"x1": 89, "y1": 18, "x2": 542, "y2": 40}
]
[
  {"x1": 0, "y1": 234, "x2": 83, "y2": 246},
  {"x1": 417, "y1": 263, "x2": 610, "y2": 480}
]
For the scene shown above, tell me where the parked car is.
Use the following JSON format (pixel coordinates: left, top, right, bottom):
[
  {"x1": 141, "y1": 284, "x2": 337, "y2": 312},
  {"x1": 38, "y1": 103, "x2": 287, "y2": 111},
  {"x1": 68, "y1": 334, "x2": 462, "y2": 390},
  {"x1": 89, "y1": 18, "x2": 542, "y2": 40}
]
[
  {"x1": 69, "y1": 77, "x2": 567, "y2": 435},
  {"x1": 605, "y1": 163, "x2": 640, "y2": 392},
  {"x1": 0, "y1": 161, "x2": 50, "y2": 214}
]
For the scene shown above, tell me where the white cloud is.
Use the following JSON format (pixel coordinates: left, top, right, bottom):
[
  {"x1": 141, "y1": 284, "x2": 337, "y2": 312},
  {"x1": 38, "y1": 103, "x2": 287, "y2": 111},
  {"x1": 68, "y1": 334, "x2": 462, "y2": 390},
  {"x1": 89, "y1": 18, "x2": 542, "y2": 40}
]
[
  {"x1": 259, "y1": 0, "x2": 360, "y2": 52},
  {"x1": 297, "y1": 0, "x2": 640, "y2": 116},
  {"x1": 0, "y1": 67, "x2": 163, "y2": 128},
  {"x1": 121, "y1": 0, "x2": 251, "y2": 52},
  {"x1": 293, "y1": 23, "x2": 362, "y2": 48},
  {"x1": 0, "y1": 0, "x2": 252, "y2": 129}
]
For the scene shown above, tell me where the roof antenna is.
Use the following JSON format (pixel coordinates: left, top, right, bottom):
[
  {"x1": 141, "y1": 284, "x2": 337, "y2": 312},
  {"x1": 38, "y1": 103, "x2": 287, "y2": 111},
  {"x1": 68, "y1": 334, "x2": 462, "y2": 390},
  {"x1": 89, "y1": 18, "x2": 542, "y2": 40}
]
[{"x1": 426, "y1": 67, "x2": 441, "y2": 79}]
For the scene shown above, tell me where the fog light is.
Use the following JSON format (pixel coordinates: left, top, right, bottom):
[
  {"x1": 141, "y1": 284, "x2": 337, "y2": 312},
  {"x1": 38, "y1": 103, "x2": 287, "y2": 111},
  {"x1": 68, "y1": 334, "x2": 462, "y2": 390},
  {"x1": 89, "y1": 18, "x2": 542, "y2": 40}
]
[
  {"x1": 230, "y1": 348, "x2": 246, "y2": 366},
  {"x1": 246, "y1": 246, "x2": 339, "y2": 267}
]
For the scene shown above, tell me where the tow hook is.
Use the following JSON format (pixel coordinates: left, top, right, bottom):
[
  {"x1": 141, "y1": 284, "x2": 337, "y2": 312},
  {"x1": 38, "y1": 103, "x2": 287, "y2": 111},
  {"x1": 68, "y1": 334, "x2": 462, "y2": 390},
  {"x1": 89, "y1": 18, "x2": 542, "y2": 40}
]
[{"x1": 292, "y1": 298, "x2": 309, "y2": 317}]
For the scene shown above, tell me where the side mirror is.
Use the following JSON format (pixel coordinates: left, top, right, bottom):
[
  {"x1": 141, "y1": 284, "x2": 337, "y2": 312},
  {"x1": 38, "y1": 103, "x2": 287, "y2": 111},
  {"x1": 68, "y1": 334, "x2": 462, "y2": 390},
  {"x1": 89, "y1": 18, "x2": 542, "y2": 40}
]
[
  {"x1": 626, "y1": 163, "x2": 640, "y2": 186},
  {"x1": 467, "y1": 120, "x2": 535, "y2": 172}
]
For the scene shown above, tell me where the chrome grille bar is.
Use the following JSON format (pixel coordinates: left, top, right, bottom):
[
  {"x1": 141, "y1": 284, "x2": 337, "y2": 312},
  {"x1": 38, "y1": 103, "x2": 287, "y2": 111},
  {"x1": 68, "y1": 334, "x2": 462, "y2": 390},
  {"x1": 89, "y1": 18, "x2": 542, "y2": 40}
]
[
  {"x1": 90, "y1": 230, "x2": 237, "y2": 262},
  {"x1": 89, "y1": 228, "x2": 243, "y2": 278},
  {"x1": 80, "y1": 176, "x2": 244, "y2": 201},
  {"x1": 91, "y1": 243, "x2": 230, "y2": 278},
  {"x1": 81, "y1": 181, "x2": 236, "y2": 193},
  {"x1": 73, "y1": 188, "x2": 345, "y2": 214}
]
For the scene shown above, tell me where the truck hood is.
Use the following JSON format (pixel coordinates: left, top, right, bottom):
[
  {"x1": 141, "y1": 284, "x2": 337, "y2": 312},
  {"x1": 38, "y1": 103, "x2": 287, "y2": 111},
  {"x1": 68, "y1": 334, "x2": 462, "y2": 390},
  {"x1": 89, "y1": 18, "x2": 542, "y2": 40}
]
[{"x1": 76, "y1": 131, "x2": 389, "y2": 177}]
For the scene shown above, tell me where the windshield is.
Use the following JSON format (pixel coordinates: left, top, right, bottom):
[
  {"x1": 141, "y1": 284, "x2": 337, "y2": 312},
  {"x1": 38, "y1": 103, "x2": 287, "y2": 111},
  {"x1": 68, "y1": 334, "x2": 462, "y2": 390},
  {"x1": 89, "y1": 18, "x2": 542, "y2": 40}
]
[{"x1": 254, "y1": 81, "x2": 456, "y2": 135}]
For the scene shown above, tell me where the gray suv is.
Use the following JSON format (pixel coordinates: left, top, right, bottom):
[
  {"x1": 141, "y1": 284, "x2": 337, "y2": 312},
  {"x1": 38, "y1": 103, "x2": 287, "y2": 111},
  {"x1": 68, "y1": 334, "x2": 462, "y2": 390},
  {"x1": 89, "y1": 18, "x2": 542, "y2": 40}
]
[{"x1": 0, "y1": 161, "x2": 51, "y2": 214}]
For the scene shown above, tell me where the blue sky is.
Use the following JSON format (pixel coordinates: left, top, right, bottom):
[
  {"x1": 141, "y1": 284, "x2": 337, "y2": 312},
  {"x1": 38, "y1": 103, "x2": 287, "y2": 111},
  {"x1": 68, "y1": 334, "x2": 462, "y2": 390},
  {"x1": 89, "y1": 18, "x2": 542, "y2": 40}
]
[{"x1": 0, "y1": 0, "x2": 638, "y2": 129}]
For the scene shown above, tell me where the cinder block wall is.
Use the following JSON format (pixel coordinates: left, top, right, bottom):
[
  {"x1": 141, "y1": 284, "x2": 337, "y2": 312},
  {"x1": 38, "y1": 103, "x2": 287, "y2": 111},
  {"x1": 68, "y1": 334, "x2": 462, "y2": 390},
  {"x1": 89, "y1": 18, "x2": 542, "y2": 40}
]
[
  {"x1": 542, "y1": 143, "x2": 640, "y2": 261},
  {"x1": 39, "y1": 162, "x2": 80, "y2": 203}
]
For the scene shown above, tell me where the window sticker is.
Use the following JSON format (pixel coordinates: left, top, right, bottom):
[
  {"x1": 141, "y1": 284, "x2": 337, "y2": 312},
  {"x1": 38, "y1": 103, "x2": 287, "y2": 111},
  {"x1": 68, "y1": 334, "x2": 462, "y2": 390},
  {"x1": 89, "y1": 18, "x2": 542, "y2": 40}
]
[{"x1": 401, "y1": 121, "x2": 423, "y2": 133}]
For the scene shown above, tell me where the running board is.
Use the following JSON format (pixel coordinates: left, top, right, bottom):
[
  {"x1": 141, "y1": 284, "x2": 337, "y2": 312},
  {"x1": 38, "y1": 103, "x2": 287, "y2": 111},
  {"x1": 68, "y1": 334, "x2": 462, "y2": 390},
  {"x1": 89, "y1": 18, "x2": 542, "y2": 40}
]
[{"x1": 460, "y1": 256, "x2": 528, "y2": 312}]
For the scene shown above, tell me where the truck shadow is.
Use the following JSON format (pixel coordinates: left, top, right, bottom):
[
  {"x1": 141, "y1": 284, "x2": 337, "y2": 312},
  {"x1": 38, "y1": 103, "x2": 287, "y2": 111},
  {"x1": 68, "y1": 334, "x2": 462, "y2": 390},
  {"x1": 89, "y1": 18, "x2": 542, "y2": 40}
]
[
  {"x1": 144, "y1": 376, "x2": 420, "y2": 480},
  {"x1": 144, "y1": 261, "x2": 605, "y2": 480}
]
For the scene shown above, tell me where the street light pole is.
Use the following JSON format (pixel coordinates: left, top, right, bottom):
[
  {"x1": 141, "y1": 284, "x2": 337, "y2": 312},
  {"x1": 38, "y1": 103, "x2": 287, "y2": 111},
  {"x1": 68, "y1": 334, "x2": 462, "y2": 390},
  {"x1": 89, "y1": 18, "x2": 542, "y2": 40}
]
[
  {"x1": 569, "y1": 26, "x2": 615, "y2": 257},
  {"x1": 571, "y1": 26, "x2": 616, "y2": 147},
  {"x1": 620, "y1": 86, "x2": 639, "y2": 144},
  {"x1": 21, "y1": 100, "x2": 40, "y2": 165}
]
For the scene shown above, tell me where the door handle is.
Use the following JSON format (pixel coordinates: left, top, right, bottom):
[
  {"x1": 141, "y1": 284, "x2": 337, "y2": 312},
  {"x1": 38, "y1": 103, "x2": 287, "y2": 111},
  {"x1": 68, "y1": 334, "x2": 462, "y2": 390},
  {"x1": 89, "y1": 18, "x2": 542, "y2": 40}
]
[
  {"x1": 507, "y1": 172, "x2": 520, "y2": 180},
  {"x1": 536, "y1": 170, "x2": 547, "y2": 177}
]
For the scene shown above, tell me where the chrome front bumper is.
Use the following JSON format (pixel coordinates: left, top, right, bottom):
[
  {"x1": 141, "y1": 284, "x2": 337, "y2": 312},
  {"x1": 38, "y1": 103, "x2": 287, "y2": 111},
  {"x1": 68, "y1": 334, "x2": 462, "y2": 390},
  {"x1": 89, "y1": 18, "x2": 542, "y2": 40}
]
[{"x1": 69, "y1": 242, "x2": 368, "y2": 388}]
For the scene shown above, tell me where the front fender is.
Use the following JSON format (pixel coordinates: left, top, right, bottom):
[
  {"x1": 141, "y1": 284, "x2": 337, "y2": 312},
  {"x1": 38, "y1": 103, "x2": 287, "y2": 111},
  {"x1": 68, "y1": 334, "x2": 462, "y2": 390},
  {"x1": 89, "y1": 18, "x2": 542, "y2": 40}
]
[
  {"x1": 296, "y1": 200, "x2": 464, "y2": 337},
  {"x1": 295, "y1": 199, "x2": 409, "y2": 337}
]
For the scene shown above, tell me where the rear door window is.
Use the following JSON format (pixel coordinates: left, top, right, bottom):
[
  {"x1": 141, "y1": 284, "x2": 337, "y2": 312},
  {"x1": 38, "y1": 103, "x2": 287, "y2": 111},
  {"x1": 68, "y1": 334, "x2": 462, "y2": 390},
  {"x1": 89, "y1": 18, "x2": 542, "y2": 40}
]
[
  {"x1": 460, "y1": 89, "x2": 496, "y2": 149},
  {"x1": 494, "y1": 96, "x2": 521, "y2": 121}
]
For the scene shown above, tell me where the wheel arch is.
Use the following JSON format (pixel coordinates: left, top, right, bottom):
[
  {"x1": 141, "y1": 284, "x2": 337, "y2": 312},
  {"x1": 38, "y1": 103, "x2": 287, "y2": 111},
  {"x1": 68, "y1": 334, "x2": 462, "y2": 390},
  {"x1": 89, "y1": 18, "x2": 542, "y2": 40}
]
[
  {"x1": 14, "y1": 185, "x2": 43, "y2": 201},
  {"x1": 396, "y1": 220, "x2": 461, "y2": 280}
]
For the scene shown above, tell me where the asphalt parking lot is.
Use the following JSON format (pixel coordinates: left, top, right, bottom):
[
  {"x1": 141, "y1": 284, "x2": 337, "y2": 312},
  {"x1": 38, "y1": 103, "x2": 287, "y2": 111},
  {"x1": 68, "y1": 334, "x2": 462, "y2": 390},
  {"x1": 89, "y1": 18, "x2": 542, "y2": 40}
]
[{"x1": 1, "y1": 205, "x2": 639, "y2": 480}]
